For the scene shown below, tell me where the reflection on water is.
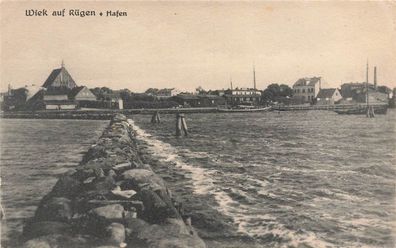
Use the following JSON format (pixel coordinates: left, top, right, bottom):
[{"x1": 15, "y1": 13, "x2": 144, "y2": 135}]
[
  {"x1": 131, "y1": 110, "x2": 396, "y2": 247},
  {"x1": 0, "y1": 119, "x2": 108, "y2": 247}
]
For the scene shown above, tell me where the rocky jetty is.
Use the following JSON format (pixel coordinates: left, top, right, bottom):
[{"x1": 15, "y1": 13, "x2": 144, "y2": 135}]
[{"x1": 21, "y1": 114, "x2": 206, "y2": 248}]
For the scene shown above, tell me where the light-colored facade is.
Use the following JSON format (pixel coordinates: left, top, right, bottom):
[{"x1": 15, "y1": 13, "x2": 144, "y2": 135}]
[
  {"x1": 316, "y1": 88, "x2": 342, "y2": 105},
  {"x1": 292, "y1": 77, "x2": 321, "y2": 103},
  {"x1": 72, "y1": 86, "x2": 97, "y2": 101},
  {"x1": 43, "y1": 94, "x2": 68, "y2": 101},
  {"x1": 156, "y1": 88, "x2": 180, "y2": 99},
  {"x1": 224, "y1": 88, "x2": 261, "y2": 106}
]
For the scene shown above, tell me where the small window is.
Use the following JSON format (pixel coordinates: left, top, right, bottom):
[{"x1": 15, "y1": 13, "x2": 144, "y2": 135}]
[{"x1": 302, "y1": 89, "x2": 305, "y2": 93}]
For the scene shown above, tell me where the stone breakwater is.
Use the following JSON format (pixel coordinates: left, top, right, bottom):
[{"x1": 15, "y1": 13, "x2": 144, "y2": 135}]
[{"x1": 21, "y1": 114, "x2": 206, "y2": 248}]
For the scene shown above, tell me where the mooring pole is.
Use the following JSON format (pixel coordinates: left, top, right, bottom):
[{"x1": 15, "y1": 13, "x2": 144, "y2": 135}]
[
  {"x1": 370, "y1": 106, "x2": 375, "y2": 118},
  {"x1": 176, "y1": 113, "x2": 181, "y2": 136},
  {"x1": 151, "y1": 111, "x2": 161, "y2": 124},
  {"x1": 156, "y1": 111, "x2": 161, "y2": 123},
  {"x1": 181, "y1": 114, "x2": 188, "y2": 136},
  {"x1": 176, "y1": 113, "x2": 188, "y2": 136}
]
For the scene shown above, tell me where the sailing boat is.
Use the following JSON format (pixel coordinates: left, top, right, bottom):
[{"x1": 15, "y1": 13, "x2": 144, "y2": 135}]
[{"x1": 334, "y1": 62, "x2": 387, "y2": 116}]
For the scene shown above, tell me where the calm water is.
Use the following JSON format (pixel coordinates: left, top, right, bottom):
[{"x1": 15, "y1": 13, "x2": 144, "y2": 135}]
[
  {"x1": 0, "y1": 119, "x2": 108, "y2": 247},
  {"x1": 130, "y1": 110, "x2": 396, "y2": 247}
]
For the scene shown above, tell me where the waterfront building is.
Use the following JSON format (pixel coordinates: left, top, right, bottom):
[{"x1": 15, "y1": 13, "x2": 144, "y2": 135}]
[
  {"x1": 42, "y1": 61, "x2": 77, "y2": 90},
  {"x1": 223, "y1": 88, "x2": 261, "y2": 106},
  {"x1": 292, "y1": 77, "x2": 321, "y2": 104},
  {"x1": 28, "y1": 62, "x2": 98, "y2": 110},
  {"x1": 0, "y1": 92, "x2": 6, "y2": 103},
  {"x1": 340, "y1": 83, "x2": 389, "y2": 104},
  {"x1": 2, "y1": 84, "x2": 44, "y2": 110},
  {"x1": 42, "y1": 100, "x2": 77, "y2": 110},
  {"x1": 316, "y1": 88, "x2": 342, "y2": 105},
  {"x1": 171, "y1": 94, "x2": 225, "y2": 107},
  {"x1": 340, "y1": 65, "x2": 389, "y2": 105},
  {"x1": 171, "y1": 94, "x2": 200, "y2": 107},
  {"x1": 68, "y1": 86, "x2": 97, "y2": 101},
  {"x1": 390, "y1": 88, "x2": 396, "y2": 108},
  {"x1": 154, "y1": 88, "x2": 180, "y2": 99},
  {"x1": 198, "y1": 94, "x2": 226, "y2": 106}
]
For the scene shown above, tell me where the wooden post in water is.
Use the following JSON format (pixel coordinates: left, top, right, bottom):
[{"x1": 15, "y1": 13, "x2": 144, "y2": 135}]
[
  {"x1": 370, "y1": 106, "x2": 375, "y2": 118},
  {"x1": 176, "y1": 113, "x2": 188, "y2": 136},
  {"x1": 151, "y1": 111, "x2": 161, "y2": 124}
]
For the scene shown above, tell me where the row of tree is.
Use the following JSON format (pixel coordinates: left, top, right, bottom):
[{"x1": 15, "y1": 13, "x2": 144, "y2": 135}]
[{"x1": 90, "y1": 84, "x2": 294, "y2": 106}]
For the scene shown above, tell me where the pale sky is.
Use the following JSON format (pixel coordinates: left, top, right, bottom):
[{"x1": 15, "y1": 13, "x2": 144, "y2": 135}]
[{"x1": 1, "y1": 1, "x2": 395, "y2": 92}]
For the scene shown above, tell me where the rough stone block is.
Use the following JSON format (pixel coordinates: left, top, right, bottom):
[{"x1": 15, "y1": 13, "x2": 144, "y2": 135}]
[
  {"x1": 50, "y1": 175, "x2": 82, "y2": 198},
  {"x1": 89, "y1": 204, "x2": 125, "y2": 222},
  {"x1": 138, "y1": 189, "x2": 180, "y2": 223},
  {"x1": 35, "y1": 197, "x2": 73, "y2": 222},
  {"x1": 105, "y1": 223, "x2": 126, "y2": 245},
  {"x1": 23, "y1": 221, "x2": 71, "y2": 240}
]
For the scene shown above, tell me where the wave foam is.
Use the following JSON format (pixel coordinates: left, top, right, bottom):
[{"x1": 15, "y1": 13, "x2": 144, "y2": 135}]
[{"x1": 128, "y1": 119, "x2": 333, "y2": 248}]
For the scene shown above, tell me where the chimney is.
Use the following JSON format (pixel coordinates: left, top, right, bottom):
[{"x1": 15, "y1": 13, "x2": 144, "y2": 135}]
[
  {"x1": 374, "y1": 66, "x2": 377, "y2": 89},
  {"x1": 319, "y1": 77, "x2": 322, "y2": 90}
]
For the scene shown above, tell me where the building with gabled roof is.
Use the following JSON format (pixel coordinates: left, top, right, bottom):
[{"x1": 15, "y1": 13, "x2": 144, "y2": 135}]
[
  {"x1": 292, "y1": 77, "x2": 322, "y2": 104},
  {"x1": 316, "y1": 88, "x2": 342, "y2": 105},
  {"x1": 223, "y1": 88, "x2": 261, "y2": 106},
  {"x1": 42, "y1": 61, "x2": 77, "y2": 90},
  {"x1": 26, "y1": 61, "x2": 98, "y2": 110},
  {"x1": 155, "y1": 88, "x2": 180, "y2": 99},
  {"x1": 68, "y1": 86, "x2": 97, "y2": 101}
]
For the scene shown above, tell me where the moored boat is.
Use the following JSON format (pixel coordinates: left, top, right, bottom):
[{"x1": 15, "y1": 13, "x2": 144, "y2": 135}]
[
  {"x1": 334, "y1": 105, "x2": 388, "y2": 115},
  {"x1": 217, "y1": 106, "x2": 272, "y2": 113}
]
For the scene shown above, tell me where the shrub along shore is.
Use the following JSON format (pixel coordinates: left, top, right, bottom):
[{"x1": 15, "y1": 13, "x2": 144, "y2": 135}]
[{"x1": 21, "y1": 114, "x2": 206, "y2": 248}]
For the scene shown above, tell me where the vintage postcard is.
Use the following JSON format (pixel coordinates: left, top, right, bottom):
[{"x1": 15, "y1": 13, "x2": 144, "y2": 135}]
[{"x1": 1, "y1": 1, "x2": 395, "y2": 247}]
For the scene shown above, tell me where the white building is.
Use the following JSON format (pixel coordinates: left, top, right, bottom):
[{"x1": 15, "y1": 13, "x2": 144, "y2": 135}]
[
  {"x1": 156, "y1": 88, "x2": 180, "y2": 99},
  {"x1": 292, "y1": 77, "x2": 321, "y2": 103}
]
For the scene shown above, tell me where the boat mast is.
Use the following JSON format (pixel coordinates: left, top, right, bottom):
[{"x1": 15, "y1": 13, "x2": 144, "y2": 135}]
[
  {"x1": 253, "y1": 65, "x2": 256, "y2": 90},
  {"x1": 366, "y1": 60, "x2": 369, "y2": 107}
]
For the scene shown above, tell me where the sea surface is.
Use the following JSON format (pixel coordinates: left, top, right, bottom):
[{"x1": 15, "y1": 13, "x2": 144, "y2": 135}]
[
  {"x1": 0, "y1": 119, "x2": 108, "y2": 247},
  {"x1": 0, "y1": 110, "x2": 395, "y2": 248},
  {"x1": 130, "y1": 110, "x2": 396, "y2": 248}
]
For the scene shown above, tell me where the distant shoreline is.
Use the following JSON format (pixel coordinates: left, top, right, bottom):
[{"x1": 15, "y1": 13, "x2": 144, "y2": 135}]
[{"x1": 0, "y1": 103, "x2": 390, "y2": 120}]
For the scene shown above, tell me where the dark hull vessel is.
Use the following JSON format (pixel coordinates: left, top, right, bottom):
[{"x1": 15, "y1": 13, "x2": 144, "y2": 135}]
[
  {"x1": 334, "y1": 105, "x2": 388, "y2": 115},
  {"x1": 217, "y1": 106, "x2": 272, "y2": 113}
]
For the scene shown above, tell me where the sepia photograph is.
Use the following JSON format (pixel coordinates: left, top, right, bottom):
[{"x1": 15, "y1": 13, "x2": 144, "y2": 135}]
[{"x1": 0, "y1": 1, "x2": 395, "y2": 247}]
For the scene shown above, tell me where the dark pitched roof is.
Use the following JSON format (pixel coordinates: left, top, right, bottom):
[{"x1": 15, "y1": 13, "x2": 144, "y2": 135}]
[
  {"x1": 294, "y1": 77, "x2": 321, "y2": 87},
  {"x1": 43, "y1": 69, "x2": 62, "y2": 88},
  {"x1": 173, "y1": 94, "x2": 200, "y2": 100},
  {"x1": 317, "y1": 88, "x2": 337, "y2": 98},
  {"x1": 42, "y1": 67, "x2": 77, "y2": 89},
  {"x1": 44, "y1": 88, "x2": 71, "y2": 95},
  {"x1": 68, "y1": 86, "x2": 85, "y2": 98}
]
